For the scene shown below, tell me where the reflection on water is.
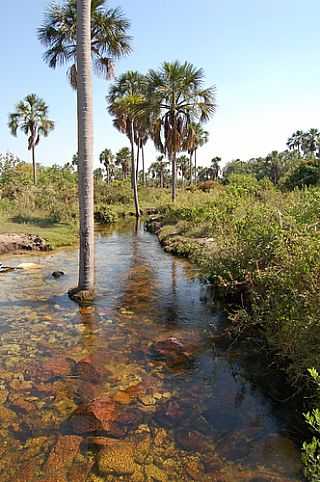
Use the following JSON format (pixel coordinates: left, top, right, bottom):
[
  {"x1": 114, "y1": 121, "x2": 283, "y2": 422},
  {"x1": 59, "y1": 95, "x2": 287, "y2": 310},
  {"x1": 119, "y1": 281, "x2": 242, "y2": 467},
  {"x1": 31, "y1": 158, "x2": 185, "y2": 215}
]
[{"x1": 0, "y1": 222, "x2": 303, "y2": 481}]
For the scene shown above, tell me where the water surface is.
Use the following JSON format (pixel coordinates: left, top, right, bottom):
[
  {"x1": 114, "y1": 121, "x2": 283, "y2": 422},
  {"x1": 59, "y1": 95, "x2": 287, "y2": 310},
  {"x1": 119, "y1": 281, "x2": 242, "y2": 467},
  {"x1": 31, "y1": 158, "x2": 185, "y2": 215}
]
[{"x1": 0, "y1": 222, "x2": 303, "y2": 481}]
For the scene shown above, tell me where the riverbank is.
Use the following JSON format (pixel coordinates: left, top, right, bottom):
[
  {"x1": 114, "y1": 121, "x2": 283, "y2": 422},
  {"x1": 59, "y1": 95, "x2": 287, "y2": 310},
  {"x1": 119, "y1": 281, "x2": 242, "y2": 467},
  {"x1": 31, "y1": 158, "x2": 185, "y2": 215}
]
[{"x1": 145, "y1": 183, "x2": 320, "y2": 480}]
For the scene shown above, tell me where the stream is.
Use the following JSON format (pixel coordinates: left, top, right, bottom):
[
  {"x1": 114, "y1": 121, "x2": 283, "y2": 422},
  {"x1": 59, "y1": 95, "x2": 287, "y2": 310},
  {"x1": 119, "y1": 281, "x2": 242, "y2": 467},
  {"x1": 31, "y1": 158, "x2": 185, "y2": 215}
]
[{"x1": 0, "y1": 221, "x2": 303, "y2": 481}]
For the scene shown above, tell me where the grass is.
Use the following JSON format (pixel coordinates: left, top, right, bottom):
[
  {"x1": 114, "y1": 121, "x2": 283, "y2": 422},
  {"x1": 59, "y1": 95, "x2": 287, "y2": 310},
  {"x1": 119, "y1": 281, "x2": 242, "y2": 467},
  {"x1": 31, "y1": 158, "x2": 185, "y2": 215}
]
[{"x1": 0, "y1": 217, "x2": 77, "y2": 249}]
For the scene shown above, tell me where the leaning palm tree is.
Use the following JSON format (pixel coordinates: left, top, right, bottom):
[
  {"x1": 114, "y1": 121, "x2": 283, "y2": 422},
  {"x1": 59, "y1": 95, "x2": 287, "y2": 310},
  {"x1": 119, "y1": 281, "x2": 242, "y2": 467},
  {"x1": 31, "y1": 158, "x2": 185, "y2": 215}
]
[
  {"x1": 145, "y1": 61, "x2": 216, "y2": 201},
  {"x1": 8, "y1": 94, "x2": 54, "y2": 184},
  {"x1": 69, "y1": 0, "x2": 95, "y2": 303},
  {"x1": 99, "y1": 148, "x2": 114, "y2": 183},
  {"x1": 38, "y1": 0, "x2": 131, "y2": 88}
]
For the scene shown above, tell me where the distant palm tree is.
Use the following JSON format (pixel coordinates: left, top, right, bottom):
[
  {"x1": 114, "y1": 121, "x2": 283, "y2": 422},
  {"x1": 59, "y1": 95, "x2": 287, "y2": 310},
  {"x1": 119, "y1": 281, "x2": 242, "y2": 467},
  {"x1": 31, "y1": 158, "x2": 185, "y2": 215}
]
[
  {"x1": 146, "y1": 61, "x2": 216, "y2": 201},
  {"x1": 211, "y1": 156, "x2": 221, "y2": 180},
  {"x1": 99, "y1": 148, "x2": 115, "y2": 183},
  {"x1": 186, "y1": 123, "x2": 209, "y2": 183},
  {"x1": 305, "y1": 128, "x2": 320, "y2": 157},
  {"x1": 148, "y1": 155, "x2": 169, "y2": 187},
  {"x1": 177, "y1": 155, "x2": 189, "y2": 186},
  {"x1": 116, "y1": 147, "x2": 130, "y2": 179},
  {"x1": 8, "y1": 94, "x2": 54, "y2": 184},
  {"x1": 38, "y1": 0, "x2": 132, "y2": 88},
  {"x1": 287, "y1": 130, "x2": 304, "y2": 155}
]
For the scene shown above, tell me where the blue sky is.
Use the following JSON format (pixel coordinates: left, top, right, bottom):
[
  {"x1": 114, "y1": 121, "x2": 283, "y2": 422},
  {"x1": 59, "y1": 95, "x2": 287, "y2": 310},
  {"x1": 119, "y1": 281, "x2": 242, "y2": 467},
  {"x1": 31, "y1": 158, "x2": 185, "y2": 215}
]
[{"x1": 1, "y1": 0, "x2": 320, "y2": 169}]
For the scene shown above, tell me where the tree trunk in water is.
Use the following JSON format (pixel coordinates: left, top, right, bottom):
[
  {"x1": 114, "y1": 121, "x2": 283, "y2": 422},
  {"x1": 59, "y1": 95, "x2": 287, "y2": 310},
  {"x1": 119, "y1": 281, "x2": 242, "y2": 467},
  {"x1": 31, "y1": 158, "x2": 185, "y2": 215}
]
[
  {"x1": 130, "y1": 126, "x2": 141, "y2": 218},
  {"x1": 194, "y1": 150, "x2": 197, "y2": 184},
  {"x1": 142, "y1": 145, "x2": 145, "y2": 186},
  {"x1": 31, "y1": 146, "x2": 37, "y2": 185},
  {"x1": 69, "y1": 0, "x2": 95, "y2": 303}
]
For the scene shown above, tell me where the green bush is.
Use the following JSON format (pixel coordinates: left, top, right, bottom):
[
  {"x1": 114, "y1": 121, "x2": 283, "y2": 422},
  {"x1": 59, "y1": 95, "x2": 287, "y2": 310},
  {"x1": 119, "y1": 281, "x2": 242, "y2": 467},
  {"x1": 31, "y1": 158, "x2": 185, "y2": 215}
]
[{"x1": 94, "y1": 206, "x2": 118, "y2": 224}]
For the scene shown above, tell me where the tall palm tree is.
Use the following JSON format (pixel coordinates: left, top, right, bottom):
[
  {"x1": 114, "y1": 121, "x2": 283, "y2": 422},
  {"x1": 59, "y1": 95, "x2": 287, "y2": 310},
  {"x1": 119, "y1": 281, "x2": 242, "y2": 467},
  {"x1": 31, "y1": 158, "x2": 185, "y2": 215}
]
[
  {"x1": 108, "y1": 71, "x2": 147, "y2": 217},
  {"x1": 69, "y1": 0, "x2": 95, "y2": 303},
  {"x1": 146, "y1": 61, "x2": 216, "y2": 201},
  {"x1": 99, "y1": 148, "x2": 114, "y2": 183},
  {"x1": 8, "y1": 94, "x2": 54, "y2": 185},
  {"x1": 38, "y1": 0, "x2": 131, "y2": 88}
]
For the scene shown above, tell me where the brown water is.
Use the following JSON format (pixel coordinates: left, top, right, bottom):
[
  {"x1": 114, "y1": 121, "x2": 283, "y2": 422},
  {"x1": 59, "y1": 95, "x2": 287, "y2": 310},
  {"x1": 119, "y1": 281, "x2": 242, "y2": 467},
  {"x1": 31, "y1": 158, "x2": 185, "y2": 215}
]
[{"x1": 0, "y1": 222, "x2": 303, "y2": 481}]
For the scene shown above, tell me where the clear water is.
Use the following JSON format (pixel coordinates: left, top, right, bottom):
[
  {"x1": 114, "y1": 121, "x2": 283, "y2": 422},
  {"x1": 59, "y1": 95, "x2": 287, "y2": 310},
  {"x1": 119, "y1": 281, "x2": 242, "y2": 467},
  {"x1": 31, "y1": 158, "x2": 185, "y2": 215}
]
[{"x1": 0, "y1": 222, "x2": 303, "y2": 481}]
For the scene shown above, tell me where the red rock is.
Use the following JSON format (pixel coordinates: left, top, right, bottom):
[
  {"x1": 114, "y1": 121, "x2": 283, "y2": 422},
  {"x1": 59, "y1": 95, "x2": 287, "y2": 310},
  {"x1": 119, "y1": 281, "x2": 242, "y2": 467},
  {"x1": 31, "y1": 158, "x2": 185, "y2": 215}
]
[
  {"x1": 67, "y1": 398, "x2": 119, "y2": 434},
  {"x1": 150, "y1": 337, "x2": 194, "y2": 367},
  {"x1": 43, "y1": 435, "x2": 82, "y2": 482},
  {"x1": 30, "y1": 357, "x2": 73, "y2": 381},
  {"x1": 73, "y1": 360, "x2": 102, "y2": 384}
]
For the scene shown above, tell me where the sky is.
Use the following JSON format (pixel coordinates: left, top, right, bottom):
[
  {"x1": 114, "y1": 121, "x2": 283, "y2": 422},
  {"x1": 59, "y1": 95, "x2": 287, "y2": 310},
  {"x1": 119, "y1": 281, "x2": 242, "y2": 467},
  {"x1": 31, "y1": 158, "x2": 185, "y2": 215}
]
[{"x1": 1, "y1": 0, "x2": 320, "y2": 170}]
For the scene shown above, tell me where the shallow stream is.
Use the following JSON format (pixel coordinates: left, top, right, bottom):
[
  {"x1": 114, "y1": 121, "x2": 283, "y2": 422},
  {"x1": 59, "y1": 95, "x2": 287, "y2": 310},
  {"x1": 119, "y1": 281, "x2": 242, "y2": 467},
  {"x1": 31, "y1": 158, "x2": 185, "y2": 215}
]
[{"x1": 0, "y1": 222, "x2": 303, "y2": 481}]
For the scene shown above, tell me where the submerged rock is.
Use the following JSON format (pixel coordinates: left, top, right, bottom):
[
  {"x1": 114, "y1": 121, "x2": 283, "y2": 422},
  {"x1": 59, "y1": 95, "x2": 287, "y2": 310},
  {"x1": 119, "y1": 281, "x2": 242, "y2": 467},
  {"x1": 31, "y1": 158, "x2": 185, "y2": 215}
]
[
  {"x1": 44, "y1": 435, "x2": 82, "y2": 482},
  {"x1": 67, "y1": 397, "x2": 118, "y2": 434},
  {"x1": 97, "y1": 439, "x2": 139, "y2": 475},
  {"x1": 52, "y1": 271, "x2": 65, "y2": 279},
  {"x1": 149, "y1": 337, "x2": 194, "y2": 367}
]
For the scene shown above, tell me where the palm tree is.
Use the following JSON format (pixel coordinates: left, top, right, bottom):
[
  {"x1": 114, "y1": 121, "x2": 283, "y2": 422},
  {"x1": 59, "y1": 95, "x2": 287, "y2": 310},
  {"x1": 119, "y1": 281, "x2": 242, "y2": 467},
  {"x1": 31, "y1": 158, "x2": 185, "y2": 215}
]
[
  {"x1": 305, "y1": 128, "x2": 320, "y2": 157},
  {"x1": 177, "y1": 155, "x2": 189, "y2": 186},
  {"x1": 99, "y1": 148, "x2": 114, "y2": 183},
  {"x1": 38, "y1": 0, "x2": 131, "y2": 88},
  {"x1": 287, "y1": 130, "x2": 304, "y2": 155},
  {"x1": 8, "y1": 94, "x2": 54, "y2": 185},
  {"x1": 108, "y1": 71, "x2": 147, "y2": 217},
  {"x1": 211, "y1": 156, "x2": 221, "y2": 180},
  {"x1": 146, "y1": 61, "x2": 216, "y2": 201},
  {"x1": 69, "y1": 0, "x2": 95, "y2": 303},
  {"x1": 116, "y1": 147, "x2": 130, "y2": 179},
  {"x1": 148, "y1": 155, "x2": 169, "y2": 187},
  {"x1": 186, "y1": 123, "x2": 209, "y2": 183}
]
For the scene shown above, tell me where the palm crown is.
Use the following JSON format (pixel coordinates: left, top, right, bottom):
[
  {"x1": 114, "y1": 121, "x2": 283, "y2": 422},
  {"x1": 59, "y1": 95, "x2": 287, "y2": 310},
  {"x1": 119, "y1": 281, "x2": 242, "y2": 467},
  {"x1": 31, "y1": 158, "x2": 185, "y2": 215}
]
[
  {"x1": 38, "y1": 0, "x2": 132, "y2": 88},
  {"x1": 8, "y1": 94, "x2": 54, "y2": 184}
]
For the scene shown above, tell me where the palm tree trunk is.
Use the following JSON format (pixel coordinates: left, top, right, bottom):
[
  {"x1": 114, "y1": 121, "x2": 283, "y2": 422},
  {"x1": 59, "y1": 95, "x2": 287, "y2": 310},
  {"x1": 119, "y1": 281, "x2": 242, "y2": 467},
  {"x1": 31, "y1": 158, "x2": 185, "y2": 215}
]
[
  {"x1": 172, "y1": 150, "x2": 177, "y2": 202},
  {"x1": 136, "y1": 143, "x2": 140, "y2": 184},
  {"x1": 69, "y1": 0, "x2": 95, "y2": 303},
  {"x1": 194, "y1": 149, "x2": 197, "y2": 183},
  {"x1": 31, "y1": 146, "x2": 37, "y2": 185},
  {"x1": 142, "y1": 144, "x2": 145, "y2": 186},
  {"x1": 130, "y1": 124, "x2": 141, "y2": 217},
  {"x1": 189, "y1": 152, "x2": 193, "y2": 185}
]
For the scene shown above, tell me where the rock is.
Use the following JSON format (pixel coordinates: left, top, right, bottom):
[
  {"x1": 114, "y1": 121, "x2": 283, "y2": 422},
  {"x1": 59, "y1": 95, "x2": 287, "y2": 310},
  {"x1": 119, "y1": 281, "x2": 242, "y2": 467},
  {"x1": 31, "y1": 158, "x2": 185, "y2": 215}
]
[
  {"x1": 145, "y1": 464, "x2": 168, "y2": 481},
  {"x1": 149, "y1": 337, "x2": 194, "y2": 367},
  {"x1": 41, "y1": 356, "x2": 74, "y2": 380},
  {"x1": 67, "y1": 397, "x2": 118, "y2": 434},
  {"x1": 247, "y1": 433, "x2": 302, "y2": 478},
  {"x1": 0, "y1": 233, "x2": 49, "y2": 255},
  {"x1": 113, "y1": 390, "x2": 132, "y2": 405},
  {"x1": 0, "y1": 385, "x2": 8, "y2": 404},
  {"x1": 52, "y1": 271, "x2": 65, "y2": 279},
  {"x1": 175, "y1": 430, "x2": 211, "y2": 453},
  {"x1": 43, "y1": 435, "x2": 82, "y2": 482},
  {"x1": 98, "y1": 440, "x2": 139, "y2": 475},
  {"x1": 73, "y1": 359, "x2": 102, "y2": 384},
  {"x1": 155, "y1": 399, "x2": 188, "y2": 427}
]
